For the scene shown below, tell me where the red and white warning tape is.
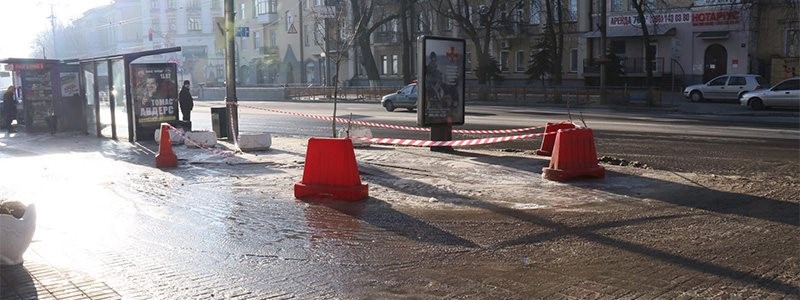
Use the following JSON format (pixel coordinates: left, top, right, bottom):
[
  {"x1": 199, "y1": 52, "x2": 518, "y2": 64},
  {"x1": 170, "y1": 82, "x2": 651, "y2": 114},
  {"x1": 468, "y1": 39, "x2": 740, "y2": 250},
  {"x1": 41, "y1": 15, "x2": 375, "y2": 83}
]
[
  {"x1": 238, "y1": 104, "x2": 567, "y2": 134},
  {"x1": 353, "y1": 127, "x2": 582, "y2": 148},
  {"x1": 166, "y1": 124, "x2": 238, "y2": 158}
]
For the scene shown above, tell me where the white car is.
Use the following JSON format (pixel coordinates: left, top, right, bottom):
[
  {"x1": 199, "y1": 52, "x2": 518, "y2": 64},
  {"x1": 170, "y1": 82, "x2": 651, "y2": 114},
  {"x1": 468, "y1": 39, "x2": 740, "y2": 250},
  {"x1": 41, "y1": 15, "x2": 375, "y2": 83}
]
[
  {"x1": 740, "y1": 77, "x2": 800, "y2": 110},
  {"x1": 683, "y1": 74, "x2": 768, "y2": 102}
]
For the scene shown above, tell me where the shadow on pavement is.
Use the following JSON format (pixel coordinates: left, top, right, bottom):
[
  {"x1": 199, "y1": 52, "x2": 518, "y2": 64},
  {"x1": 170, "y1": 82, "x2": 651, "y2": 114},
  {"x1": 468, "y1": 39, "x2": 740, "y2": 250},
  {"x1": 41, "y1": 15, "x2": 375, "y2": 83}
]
[
  {"x1": 0, "y1": 264, "x2": 37, "y2": 299},
  {"x1": 360, "y1": 160, "x2": 798, "y2": 295},
  {"x1": 300, "y1": 198, "x2": 479, "y2": 249}
]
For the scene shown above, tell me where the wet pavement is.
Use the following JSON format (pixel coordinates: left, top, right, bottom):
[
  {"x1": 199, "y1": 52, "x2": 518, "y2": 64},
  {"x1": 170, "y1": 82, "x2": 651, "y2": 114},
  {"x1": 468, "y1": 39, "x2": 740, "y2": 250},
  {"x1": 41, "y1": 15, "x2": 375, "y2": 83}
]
[{"x1": 0, "y1": 131, "x2": 798, "y2": 299}]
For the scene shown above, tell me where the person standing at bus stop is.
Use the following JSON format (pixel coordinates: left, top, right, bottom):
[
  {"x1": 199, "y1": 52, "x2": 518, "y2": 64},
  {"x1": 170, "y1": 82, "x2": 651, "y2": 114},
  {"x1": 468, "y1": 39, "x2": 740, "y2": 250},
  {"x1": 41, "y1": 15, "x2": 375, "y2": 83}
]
[
  {"x1": 178, "y1": 80, "x2": 193, "y2": 122},
  {"x1": 3, "y1": 86, "x2": 17, "y2": 133}
]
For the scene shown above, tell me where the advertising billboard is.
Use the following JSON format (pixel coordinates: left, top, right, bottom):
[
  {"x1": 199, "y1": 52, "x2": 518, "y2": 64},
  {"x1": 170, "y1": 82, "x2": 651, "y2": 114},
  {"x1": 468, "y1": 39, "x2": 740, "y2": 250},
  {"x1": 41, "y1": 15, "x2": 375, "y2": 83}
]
[
  {"x1": 417, "y1": 36, "x2": 466, "y2": 127},
  {"x1": 131, "y1": 63, "x2": 178, "y2": 127}
]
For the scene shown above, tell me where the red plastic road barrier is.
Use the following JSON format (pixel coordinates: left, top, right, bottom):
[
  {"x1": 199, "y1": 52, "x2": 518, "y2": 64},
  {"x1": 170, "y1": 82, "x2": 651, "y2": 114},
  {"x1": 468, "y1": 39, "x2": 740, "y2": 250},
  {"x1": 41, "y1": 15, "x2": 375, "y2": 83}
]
[
  {"x1": 294, "y1": 138, "x2": 368, "y2": 201},
  {"x1": 156, "y1": 123, "x2": 178, "y2": 168},
  {"x1": 536, "y1": 122, "x2": 577, "y2": 156},
  {"x1": 542, "y1": 128, "x2": 605, "y2": 181}
]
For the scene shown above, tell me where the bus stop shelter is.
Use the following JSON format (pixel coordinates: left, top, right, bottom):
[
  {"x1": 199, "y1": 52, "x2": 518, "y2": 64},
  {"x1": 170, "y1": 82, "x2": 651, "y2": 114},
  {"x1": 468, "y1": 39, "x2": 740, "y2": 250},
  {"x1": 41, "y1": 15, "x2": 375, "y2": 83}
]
[{"x1": 1, "y1": 47, "x2": 182, "y2": 142}]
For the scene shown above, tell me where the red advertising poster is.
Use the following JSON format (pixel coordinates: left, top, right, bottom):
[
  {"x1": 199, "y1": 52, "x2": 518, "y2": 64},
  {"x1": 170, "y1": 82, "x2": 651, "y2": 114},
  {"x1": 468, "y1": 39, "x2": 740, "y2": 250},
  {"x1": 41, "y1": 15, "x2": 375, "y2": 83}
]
[{"x1": 131, "y1": 63, "x2": 178, "y2": 125}]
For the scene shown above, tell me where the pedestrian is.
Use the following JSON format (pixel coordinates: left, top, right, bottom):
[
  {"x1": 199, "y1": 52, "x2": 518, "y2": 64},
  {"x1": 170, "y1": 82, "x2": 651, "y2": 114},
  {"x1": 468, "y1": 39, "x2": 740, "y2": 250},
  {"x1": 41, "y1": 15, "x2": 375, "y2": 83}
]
[
  {"x1": 178, "y1": 80, "x2": 193, "y2": 122},
  {"x1": 2, "y1": 86, "x2": 17, "y2": 133}
]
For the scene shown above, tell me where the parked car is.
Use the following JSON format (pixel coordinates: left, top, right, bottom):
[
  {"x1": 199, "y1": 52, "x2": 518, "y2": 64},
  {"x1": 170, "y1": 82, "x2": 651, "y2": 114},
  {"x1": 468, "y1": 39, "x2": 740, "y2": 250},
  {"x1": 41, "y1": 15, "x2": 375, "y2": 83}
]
[
  {"x1": 683, "y1": 74, "x2": 768, "y2": 102},
  {"x1": 740, "y1": 77, "x2": 800, "y2": 110},
  {"x1": 381, "y1": 83, "x2": 417, "y2": 112}
]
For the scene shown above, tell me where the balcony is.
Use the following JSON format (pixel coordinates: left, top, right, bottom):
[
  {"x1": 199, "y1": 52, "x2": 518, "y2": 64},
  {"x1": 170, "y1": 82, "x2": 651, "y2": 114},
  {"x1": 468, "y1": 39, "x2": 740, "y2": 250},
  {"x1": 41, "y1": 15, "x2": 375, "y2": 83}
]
[
  {"x1": 373, "y1": 32, "x2": 399, "y2": 44},
  {"x1": 583, "y1": 57, "x2": 665, "y2": 75},
  {"x1": 257, "y1": 13, "x2": 279, "y2": 25}
]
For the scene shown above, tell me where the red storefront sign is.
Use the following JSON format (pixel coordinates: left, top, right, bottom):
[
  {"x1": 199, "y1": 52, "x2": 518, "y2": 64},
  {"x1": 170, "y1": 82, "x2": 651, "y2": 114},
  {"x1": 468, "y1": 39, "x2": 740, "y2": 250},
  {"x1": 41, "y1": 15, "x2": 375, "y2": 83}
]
[{"x1": 692, "y1": 11, "x2": 740, "y2": 26}]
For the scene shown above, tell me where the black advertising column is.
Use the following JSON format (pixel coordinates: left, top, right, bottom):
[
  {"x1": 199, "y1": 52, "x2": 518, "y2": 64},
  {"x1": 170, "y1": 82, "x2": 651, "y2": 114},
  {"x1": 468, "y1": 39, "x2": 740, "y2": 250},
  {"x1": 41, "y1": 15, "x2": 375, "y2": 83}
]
[{"x1": 417, "y1": 36, "x2": 466, "y2": 152}]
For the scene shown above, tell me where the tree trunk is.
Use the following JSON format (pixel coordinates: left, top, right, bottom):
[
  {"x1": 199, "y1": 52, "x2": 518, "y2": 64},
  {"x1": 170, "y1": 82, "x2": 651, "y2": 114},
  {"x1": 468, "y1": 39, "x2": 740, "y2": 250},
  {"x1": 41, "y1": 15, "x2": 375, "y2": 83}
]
[
  {"x1": 332, "y1": 60, "x2": 341, "y2": 138},
  {"x1": 632, "y1": 0, "x2": 654, "y2": 105},
  {"x1": 358, "y1": 37, "x2": 381, "y2": 85},
  {"x1": 400, "y1": 0, "x2": 414, "y2": 84},
  {"x1": 554, "y1": 0, "x2": 565, "y2": 86}
]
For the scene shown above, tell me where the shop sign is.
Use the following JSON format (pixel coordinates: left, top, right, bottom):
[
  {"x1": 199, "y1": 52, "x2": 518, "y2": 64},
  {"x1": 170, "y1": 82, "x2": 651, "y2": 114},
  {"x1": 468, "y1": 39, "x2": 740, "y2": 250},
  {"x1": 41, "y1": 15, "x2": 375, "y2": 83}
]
[
  {"x1": 609, "y1": 12, "x2": 691, "y2": 27},
  {"x1": 9, "y1": 63, "x2": 45, "y2": 71},
  {"x1": 694, "y1": 0, "x2": 739, "y2": 6},
  {"x1": 692, "y1": 11, "x2": 740, "y2": 26}
]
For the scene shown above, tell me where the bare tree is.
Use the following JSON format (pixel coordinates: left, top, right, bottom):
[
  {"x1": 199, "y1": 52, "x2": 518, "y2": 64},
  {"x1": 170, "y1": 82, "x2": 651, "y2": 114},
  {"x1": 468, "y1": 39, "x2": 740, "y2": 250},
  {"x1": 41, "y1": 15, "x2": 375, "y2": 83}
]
[
  {"x1": 428, "y1": 0, "x2": 524, "y2": 85},
  {"x1": 351, "y1": 0, "x2": 398, "y2": 86},
  {"x1": 310, "y1": 0, "x2": 368, "y2": 137}
]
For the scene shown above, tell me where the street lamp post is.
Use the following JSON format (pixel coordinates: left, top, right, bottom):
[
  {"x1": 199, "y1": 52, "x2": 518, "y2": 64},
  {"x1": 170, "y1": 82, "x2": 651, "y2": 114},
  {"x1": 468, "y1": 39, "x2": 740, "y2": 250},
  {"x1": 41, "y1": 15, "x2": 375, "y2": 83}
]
[{"x1": 224, "y1": 0, "x2": 239, "y2": 145}]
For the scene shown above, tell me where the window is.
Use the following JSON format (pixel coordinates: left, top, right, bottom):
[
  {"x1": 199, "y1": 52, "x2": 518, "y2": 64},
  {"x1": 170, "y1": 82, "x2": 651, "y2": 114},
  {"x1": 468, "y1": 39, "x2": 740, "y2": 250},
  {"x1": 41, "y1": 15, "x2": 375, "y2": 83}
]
[
  {"x1": 516, "y1": 51, "x2": 526, "y2": 72},
  {"x1": 773, "y1": 79, "x2": 800, "y2": 91},
  {"x1": 186, "y1": 0, "x2": 200, "y2": 9},
  {"x1": 610, "y1": 40, "x2": 626, "y2": 57},
  {"x1": 151, "y1": 17, "x2": 161, "y2": 33},
  {"x1": 500, "y1": 51, "x2": 509, "y2": 71},
  {"x1": 167, "y1": 0, "x2": 177, "y2": 10},
  {"x1": 570, "y1": 48, "x2": 578, "y2": 72},
  {"x1": 304, "y1": 25, "x2": 310, "y2": 46},
  {"x1": 286, "y1": 11, "x2": 294, "y2": 31},
  {"x1": 514, "y1": 8, "x2": 523, "y2": 23},
  {"x1": 269, "y1": 0, "x2": 277, "y2": 13},
  {"x1": 270, "y1": 30, "x2": 277, "y2": 47},
  {"x1": 256, "y1": 0, "x2": 267, "y2": 15},
  {"x1": 241, "y1": 4, "x2": 246, "y2": 20},
  {"x1": 381, "y1": 55, "x2": 388, "y2": 75},
  {"x1": 465, "y1": 52, "x2": 472, "y2": 72},
  {"x1": 529, "y1": 0, "x2": 541, "y2": 24},
  {"x1": 254, "y1": 31, "x2": 262, "y2": 49},
  {"x1": 611, "y1": 0, "x2": 625, "y2": 12},
  {"x1": 151, "y1": 0, "x2": 159, "y2": 10},
  {"x1": 187, "y1": 17, "x2": 201, "y2": 31},
  {"x1": 787, "y1": 29, "x2": 800, "y2": 57},
  {"x1": 728, "y1": 76, "x2": 746, "y2": 86},
  {"x1": 168, "y1": 16, "x2": 177, "y2": 32},
  {"x1": 568, "y1": 0, "x2": 577, "y2": 21},
  {"x1": 708, "y1": 76, "x2": 728, "y2": 86},
  {"x1": 392, "y1": 55, "x2": 398, "y2": 75}
]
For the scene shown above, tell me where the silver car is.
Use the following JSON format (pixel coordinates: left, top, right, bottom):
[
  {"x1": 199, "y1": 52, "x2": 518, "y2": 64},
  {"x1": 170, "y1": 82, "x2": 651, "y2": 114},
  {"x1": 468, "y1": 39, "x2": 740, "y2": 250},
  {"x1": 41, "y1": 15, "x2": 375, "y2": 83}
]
[
  {"x1": 740, "y1": 77, "x2": 800, "y2": 110},
  {"x1": 684, "y1": 74, "x2": 768, "y2": 102}
]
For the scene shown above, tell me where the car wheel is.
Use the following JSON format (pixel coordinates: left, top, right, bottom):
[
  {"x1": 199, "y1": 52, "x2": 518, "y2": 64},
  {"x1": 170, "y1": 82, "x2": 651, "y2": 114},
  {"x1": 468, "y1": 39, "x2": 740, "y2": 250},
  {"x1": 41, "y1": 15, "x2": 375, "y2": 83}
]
[
  {"x1": 749, "y1": 98, "x2": 765, "y2": 110},
  {"x1": 384, "y1": 101, "x2": 395, "y2": 112},
  {"x1": 690, "y1": 91, "x2": 703, "y2": 102}
]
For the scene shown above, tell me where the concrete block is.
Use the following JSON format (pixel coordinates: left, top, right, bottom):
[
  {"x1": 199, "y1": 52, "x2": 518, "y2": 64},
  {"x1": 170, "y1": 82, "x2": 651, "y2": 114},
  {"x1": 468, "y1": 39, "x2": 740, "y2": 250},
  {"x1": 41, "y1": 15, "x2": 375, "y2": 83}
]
[
  {"x1": 154, "y1": 128, "x2": 184, "y2": 145},
  {"x1": 184, "y1": 131, "x2": 217, "y2": 148},
  {"x1": 338, "y1": 127, "x2": 372, "y2": 147},
  {"x1": 239, "y1": 132, "x2": 272, "y2": 151}
]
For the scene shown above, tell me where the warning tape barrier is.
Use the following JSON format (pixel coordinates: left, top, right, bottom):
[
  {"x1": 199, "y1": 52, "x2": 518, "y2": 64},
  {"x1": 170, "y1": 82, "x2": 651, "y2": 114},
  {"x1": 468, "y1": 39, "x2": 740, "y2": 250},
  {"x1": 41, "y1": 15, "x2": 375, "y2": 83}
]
[
  {"x1": 352, "y1": 127, "x2": 582, "y2": 148},
  {"x1": 166, "y1": 124, "x2": 239, "y2": 158},
  {"x1": 238, "y1": 104, "x2": 569, "y2": 135}
]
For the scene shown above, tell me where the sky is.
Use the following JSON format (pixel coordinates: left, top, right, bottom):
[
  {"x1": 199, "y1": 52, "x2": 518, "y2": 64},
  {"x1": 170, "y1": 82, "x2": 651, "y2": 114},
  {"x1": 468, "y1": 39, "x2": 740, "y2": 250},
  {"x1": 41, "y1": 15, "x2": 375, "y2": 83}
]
[{"x1": 0, "y1": 0, "x2": 112, "y2": 59}]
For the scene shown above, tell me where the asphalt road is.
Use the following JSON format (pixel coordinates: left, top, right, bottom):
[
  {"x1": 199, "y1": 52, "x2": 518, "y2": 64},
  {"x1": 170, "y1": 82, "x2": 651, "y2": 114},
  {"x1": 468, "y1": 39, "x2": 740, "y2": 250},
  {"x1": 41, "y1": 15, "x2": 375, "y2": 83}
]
[{"x1": 192, "y1": 101, "x2": 798, "y2": 176}]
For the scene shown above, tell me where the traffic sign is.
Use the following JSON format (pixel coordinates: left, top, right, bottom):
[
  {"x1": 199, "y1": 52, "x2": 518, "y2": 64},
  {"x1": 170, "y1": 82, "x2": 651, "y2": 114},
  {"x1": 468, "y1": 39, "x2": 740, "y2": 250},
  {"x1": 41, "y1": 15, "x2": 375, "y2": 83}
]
[
  {"x1": 288, "y1": 23, "x2": 297, "y2": 34},
  {"x1": 235, "y1": 27, "x2": 250, "y2": 37}
]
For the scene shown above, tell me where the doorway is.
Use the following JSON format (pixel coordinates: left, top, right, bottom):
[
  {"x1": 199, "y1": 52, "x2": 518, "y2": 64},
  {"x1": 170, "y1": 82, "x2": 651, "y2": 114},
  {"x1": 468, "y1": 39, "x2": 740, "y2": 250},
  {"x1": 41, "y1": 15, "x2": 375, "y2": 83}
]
[{"x1": 703, "y1": 44, "x2": 727, "y2": 82}]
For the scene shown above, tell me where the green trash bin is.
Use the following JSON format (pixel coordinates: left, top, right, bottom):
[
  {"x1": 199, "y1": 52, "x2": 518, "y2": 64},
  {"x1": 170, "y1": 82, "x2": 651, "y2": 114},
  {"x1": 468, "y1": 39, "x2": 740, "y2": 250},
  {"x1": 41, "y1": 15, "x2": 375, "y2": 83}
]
[{"x1": 211, "y1": 107, "x2": 229, "y2": 139}]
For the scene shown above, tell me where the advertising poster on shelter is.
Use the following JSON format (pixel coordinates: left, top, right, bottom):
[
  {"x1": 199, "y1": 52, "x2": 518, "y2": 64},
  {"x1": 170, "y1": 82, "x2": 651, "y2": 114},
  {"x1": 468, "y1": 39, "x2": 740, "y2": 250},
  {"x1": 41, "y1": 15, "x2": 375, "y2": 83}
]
[
  {"x1": 418, "y1": 36, "x2": 465, "y2": 126},
  {"x1": 131, "y1": 63, "x2": 178, "y2": 125}
]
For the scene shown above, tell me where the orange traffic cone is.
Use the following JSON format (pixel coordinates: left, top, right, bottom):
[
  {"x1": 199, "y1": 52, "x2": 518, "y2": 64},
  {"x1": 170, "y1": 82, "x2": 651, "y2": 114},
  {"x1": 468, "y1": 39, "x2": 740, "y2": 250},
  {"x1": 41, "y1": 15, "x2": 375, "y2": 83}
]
[
  {"x1": 155, "y1": 123, "x2": 178, "y2": 168},
  {"x1": 294, "y1": 138, "x2": 368, "y2": 201},
  {"x1": 542, "y1": 127, "x2": 604, "y2": 181},
  {"x1": 536, "y1": 122, "x2": 576, "y2": 156}
]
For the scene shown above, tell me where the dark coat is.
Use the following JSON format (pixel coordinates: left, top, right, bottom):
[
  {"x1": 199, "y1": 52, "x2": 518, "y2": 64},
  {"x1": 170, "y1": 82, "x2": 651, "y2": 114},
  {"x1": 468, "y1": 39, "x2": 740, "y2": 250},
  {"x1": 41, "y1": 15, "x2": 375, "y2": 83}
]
[
  {"x1": 178, "y1": 87, "x2": 193, "y2": 111},
  {"x1": 2, "y1": 91, "x2": 16, "y2": 119}
]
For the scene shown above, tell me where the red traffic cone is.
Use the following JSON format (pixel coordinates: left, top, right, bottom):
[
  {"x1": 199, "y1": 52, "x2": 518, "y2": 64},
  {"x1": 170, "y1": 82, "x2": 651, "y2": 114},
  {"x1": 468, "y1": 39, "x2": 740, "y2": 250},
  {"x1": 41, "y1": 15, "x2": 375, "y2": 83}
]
[
  {"x1": 542, "y1": 128, "x2": 604, "y2": 181},
  {"x1": 536, "y1": 122, "x2": 576, "y2": 156},
  {"x1": 294, "y1": 138, "x2": 368, "y2": 201},
  {"x1": 155, "y1": 123, "x2": 178, "y2": 168}
]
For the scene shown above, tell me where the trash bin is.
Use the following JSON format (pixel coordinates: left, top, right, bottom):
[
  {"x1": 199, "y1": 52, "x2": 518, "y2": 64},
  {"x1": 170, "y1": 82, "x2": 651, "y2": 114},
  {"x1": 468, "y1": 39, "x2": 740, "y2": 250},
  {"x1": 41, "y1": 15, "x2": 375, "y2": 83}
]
[{"x1": 211, "y1": 107, "x2": 229, "y2": 139}]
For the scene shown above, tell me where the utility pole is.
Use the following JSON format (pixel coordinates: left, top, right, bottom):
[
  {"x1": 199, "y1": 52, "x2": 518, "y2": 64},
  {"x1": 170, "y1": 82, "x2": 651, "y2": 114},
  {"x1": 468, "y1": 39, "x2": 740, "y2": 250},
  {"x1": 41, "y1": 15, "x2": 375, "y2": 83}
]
[
  {"x1": 225, "y1": 0, "x2": 239, "y2": 145},
  {"x1": 599, "y1": 0, "x2": 608, "y2": 103},
  {"x1": 48, "y1": 4, "x2": 57, "y2": 59},
  {"x1": 299, "y1": 0, "x2": 305, "y2": 84}
]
